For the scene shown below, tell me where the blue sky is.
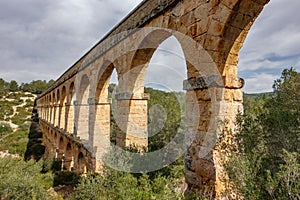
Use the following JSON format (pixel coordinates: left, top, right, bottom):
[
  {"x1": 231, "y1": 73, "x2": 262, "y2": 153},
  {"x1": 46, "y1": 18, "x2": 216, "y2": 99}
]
[{"x1": 0, "y1": 0, "x2": 299, "y2": 93}]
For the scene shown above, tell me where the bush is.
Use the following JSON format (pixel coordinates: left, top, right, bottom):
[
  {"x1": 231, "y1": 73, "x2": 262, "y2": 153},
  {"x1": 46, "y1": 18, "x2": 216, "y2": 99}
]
[
  {"x1": 70, "y1": 168, "x2": 182, "y2": 200},
  {"x1": 0, "y1": 129, "x2": 29, "y2": 156},
  {"x1": 0, "y1": 122, "x2": 12, "y2": 137},
  {"x1": 0, "y1": 157, "x2": 52, "y2": 199},
  {"x1": 6, "y1": 92, "x2": 23, "y2": 100},
  {"x1": 222, "y1": 68, "x2": 300, "y2": 199},
  {"x1": 53, "y1": 171, "x2": 81, "y2": 187}
]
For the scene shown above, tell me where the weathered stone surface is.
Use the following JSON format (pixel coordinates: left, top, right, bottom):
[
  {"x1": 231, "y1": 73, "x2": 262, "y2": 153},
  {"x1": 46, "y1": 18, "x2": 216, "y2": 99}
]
[
  {"x1": 193, "y1": 159, "x2": 216, "y2": 180},
  {"x1": 36, "y1": 0, "x2": 270, "y2": 198},
  {"x1": 183, "y1": 75, "x2": 223, "y2": 90}
]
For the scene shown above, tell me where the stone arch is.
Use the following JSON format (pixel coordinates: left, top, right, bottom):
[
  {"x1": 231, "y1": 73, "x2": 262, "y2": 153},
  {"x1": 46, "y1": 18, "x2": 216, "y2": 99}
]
[
  {"x1": 77, "y1": 74, "x2": 90, "y2": 103},
  {"x1": 95, "y1": 61, "x2": 115, "y2": 100},
  {"x1": 66, "y1": 82, "x2": 75, "y2": 133},
  {"x1": 65, "y1": 143, "x2": 73, "y2": 171},
  {"x1": 54, "y1": 131, "x2": 57, "y2": 140},
  {"x1": 45, "y1": 96, "x2": 48, "y2": 120},
  {"x1": 49, "y1": 129, "x2": 54, "y2": 143},
  {"x1": 89, "y1": 61, "x2": 116, "y2": 170},
  {"x1": 34, "y1": 0, "x2": 273, "y2": 196},
  {"x1": 123, "y1": 29, "x2": 172, "y2": 95},
  {"x1": 49, "y1": 95, "x2": 52, "y2": 123},
  {"x1": 52, "y1": 92, "x2": 56, "y2": 125},
  {"x1": 58, "y1": 136, "x2": 64, "y2": 159},
  {"x1": 60, "y1": 86, "x2": 67, "y2": 130},
  {"x1": 75, "y1": 74, "x2": 90, "y2": 141},
  {"x1": 145, "y1": 36, "x2": 188, "y2": 152},
  {"x1": 68, "y1": 82, "x2": 76, "y2": 104},
  {"x1": 128, "y1": 27, "x2": 222, "y2": 190},
  {"x1": 53, "y1": 132, "x2": 58, "y2": 158},
  {"x1": 56, "y1": 89, "x2": 60, "y2": 104},
  {"x1": 77, "y1": 152, "x2": 87, "y2": 174},
  {"x1": 112, "y1": 29, "x2": 174, "y2": 148},
  {"x1": 55, "y1": 89, "x2": 60, "y2": 127}
]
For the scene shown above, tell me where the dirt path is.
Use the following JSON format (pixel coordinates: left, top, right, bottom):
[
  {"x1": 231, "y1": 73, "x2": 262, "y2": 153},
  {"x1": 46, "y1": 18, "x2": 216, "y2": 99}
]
[{"x1": 2, "y1": 93, "x2": 36, "y2": 132}]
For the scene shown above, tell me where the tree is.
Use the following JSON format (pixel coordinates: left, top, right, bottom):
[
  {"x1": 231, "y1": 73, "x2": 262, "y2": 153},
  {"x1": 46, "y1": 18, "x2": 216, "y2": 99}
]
[
  {"x1": 8, "y1": 80, "x2": 19, "y2": 92},
  {"x1": 0, "y1": 78, "x2": 8, "y2": 97},
  {"x1": 223, "y1": 68, "x2": 300, "y2": 199},
  {"x1": 20, "y1": 80, "x2": 53, "y2": 94}
]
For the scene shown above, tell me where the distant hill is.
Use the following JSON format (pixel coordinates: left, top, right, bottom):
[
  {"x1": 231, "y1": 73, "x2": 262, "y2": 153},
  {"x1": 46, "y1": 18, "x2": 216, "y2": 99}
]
[{"x1": 244, "y1": 92, "x2": 274, "y2": 101}]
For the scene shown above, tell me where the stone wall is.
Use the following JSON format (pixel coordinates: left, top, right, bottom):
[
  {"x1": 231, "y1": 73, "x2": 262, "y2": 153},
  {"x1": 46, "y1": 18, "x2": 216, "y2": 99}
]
[{"x1": 36, "y1": 0, "x2": 270, "y2": 198}]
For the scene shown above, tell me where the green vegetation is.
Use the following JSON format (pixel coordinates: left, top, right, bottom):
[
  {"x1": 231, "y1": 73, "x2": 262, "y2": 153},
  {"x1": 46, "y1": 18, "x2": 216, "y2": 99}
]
[
  {"x1": 0, "y1": 93, "x2": 32, "y2": 155},
  {"x1": 0, "y1": 122, "x2": 12, "y2": 137},
  {"x1": 0, "y1": 78, "x2": 54, "y2": 96},
  {"x1": 0, "y1": 157, "x2": 53, "y2": 199},
  {"x1": 69, "y1": 168, "x2": 184, "y2": 200},
  {"x1": 145, "y1": 87, "x2": 185, "y2": 152},
  {"x1": 0, "y1": 68, "x2": 299, "y2": 199},
  {"x1": 20, "y1": 79, "x2": 55, "y2": 94},
  {"x1": 222, "y1": 68, "x2": 300, "y2": 199}
]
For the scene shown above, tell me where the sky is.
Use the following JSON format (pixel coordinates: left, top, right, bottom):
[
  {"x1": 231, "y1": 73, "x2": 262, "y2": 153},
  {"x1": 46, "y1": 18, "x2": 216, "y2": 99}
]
[{"x1": 0, "y1": 0, "x2": 299, "y2": 93}]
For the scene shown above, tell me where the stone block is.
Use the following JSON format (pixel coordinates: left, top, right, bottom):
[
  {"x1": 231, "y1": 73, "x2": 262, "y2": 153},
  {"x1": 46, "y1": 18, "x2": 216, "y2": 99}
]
[
  {"x1": 193, "y1": 158, "x2": 216, "y2": 180},
  {"x1": 237, "y1": 0, "x2": 263, "y2": 17},
  {"x1": 220, "y1": 0, "x2": 239, "y2": 9},
  {"x1": 180, "y1": 11, "x2": 195, "y2": 26},
  {"x1": 183, "y1": 0, "x2": 198, "y2": 13},
  {"x1": 212, "y1": 3, "x2": 232, "y2": 23},
  {"x1": 185, "y1": 170, "x2": 201, "y2": 187},
  {"x1": 207, "y1": 19, "x2": 226, "y2": 37},
  {"x1": 194, "y1": 4, "x2": 209, "y2": 21},
  {"x1": 224, "y1": 89, "x2": 243, "y2": 102}
]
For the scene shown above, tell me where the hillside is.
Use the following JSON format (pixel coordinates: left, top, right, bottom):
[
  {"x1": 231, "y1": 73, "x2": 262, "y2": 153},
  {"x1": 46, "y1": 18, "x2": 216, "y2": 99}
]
[
  {"x1": 0, "y1": 91, "x2": 36, "y2": 156},
  {"x1": 0, "y1": 68, "x2": 298, "y2": 199}
]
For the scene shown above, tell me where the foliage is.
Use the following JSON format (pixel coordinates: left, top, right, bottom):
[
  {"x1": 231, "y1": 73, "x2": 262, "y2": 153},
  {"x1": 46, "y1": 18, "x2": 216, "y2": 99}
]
[
  {"x1": 70, "y1": 167, "x2": 183, "y2": 200},
  {"x1": 0, "y1": 78, "x2": 9, "y2": 97},
  {"x1": 10, "y1": 106, "x2": 31, "y2": 125},
  {"x1": 0, "y1": 122, "x2": 12, "y2": 137},
  {"x1": 20, "y1": 79, "x2": 55, "y2": 94},
  {"x1": 53, "y1": 171, "x2": 81, "y2": 187},
  {"x1": 0, "y1": 100, "x2": 14, "y2": 120},
  {"x1": 0, "y1": 77, "x2": 54, "y2": 95},
  {"x1": 145, "y1": 87, "x2": 185, "y2": 152},
  {"x1": 8, "y1": 80, "x2": 19, "y2": 92},
  {"x1": 223, "y1": 68, "x2": 300, "y2": 199},
  {"x1": 6, "y1": 92, "x2": 24, "y2": 99},
  {"x1": 0, "y1": 157, "x2": 52, "y2": 200},
  {"x1": 0, "y1": 129, "x2": 29, "y2": 156}
]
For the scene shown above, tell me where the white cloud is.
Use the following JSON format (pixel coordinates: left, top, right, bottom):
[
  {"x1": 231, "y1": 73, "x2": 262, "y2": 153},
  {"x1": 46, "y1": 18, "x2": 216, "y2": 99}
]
[
  {"x1": 0, "y1": 0, "x2": 298, "y2": 94},
  {"x1": 243, "y1": 73, "x2": 278, "y2": 94},
  {"x1": 145, "y1": 36, "x2": 187, "y2": 91},
  {"x1": 0, "y1": 0, "x2": 143, "y2": 83},
  {"x1": 238, "y1": 0, "x2": 300, "y2": 92}
]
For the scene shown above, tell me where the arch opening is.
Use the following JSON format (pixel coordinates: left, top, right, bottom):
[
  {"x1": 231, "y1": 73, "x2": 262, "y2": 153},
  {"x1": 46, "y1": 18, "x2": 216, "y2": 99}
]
[
  {"x1": 77, "y1": 152, "x2": 87, "y2": 174},
  {"x1": 65, "y1": 143, "x2": 73, "y2": 171},
  {"x1": 66, "y1": 82, "x2": 75, "y2": 134},
  {"x1": 75, "y1": 75, "x2": 90, "y2": 142},
  {"x1": 60, "y1": 86, "x2": 67, "y2": 130},
  {"x1": 90, "y1": 62, "x2": 118, "y2": 171},
  {"x1": 144, "y1": 36, "x2": 188, "y2": 155}
]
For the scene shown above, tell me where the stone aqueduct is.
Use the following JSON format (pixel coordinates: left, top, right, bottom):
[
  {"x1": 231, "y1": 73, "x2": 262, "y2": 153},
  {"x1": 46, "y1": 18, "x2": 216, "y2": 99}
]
[{"x1": 36, "y1": 0, "x2": 270, "y2": 197}]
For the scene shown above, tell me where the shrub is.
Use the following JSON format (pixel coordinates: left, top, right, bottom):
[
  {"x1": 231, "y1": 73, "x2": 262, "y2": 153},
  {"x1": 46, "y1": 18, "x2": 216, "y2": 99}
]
[
  {"x1": 0, "y1": 122, "x2": 12, "y2": 137},
  {"x1": 53, "y1": 171, "x2": 81, "y2": 187},
  {"x1": 0, "y1": 157, "x2": 51, "y2": 200}
]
